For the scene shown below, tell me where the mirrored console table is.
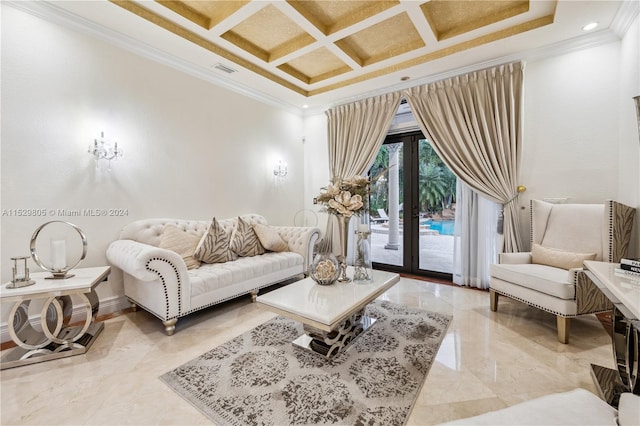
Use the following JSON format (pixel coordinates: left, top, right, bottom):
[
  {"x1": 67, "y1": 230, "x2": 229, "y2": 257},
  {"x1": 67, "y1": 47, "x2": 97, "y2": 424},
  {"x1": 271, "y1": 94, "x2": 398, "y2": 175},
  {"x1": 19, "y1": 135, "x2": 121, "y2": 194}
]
[
  {"x1": 0, "y1": 266, "x2": 110, "y2": 370},
  {"x1": 584, "y1": 260, "x2": 640, "y2": 407}
]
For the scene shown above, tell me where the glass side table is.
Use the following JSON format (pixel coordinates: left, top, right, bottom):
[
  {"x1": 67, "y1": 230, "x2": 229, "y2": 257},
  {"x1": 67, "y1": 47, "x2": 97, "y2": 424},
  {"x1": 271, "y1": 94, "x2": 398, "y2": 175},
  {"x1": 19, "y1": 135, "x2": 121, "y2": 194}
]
[{"x1": 0, "y1": 266, "x2": 110, "y2": 370}]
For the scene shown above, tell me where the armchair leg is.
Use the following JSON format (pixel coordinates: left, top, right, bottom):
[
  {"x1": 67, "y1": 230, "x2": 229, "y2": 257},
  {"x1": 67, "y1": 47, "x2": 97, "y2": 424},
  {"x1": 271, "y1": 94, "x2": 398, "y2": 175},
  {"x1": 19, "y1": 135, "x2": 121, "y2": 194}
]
[
  {"x1": 490, "y1": 290, "x2": 499, "y2": 312},
  {"x1": 557, "y1": 316, "x2": 570, "y2": 344},
  {"x1": 250, "y1": 290, "x2": 258, "y2": 302}
]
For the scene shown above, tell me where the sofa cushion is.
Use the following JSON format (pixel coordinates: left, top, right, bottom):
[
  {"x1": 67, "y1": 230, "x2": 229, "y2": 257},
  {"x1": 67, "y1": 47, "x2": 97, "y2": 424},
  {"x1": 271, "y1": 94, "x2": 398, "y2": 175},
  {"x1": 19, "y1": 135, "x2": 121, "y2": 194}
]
[
  {"x1": 230, "y1": 216, "x2": 266, "y2": 257},
  {"x1": 194, "y1": 217, "x2": 238, "y2": 264},
  {"x1": 531, "y1": 244, "x2": 596, "y2": 270},
  {"x1": 490, "y1": 263, "x2": 575, "y2": 299},
  {"x1": 253, "y1": 223, "x2": 289, "y2": 252},
  {"x1": 158, "y1": 225, "x2": 201, "y2": 270},
  {"x1": 189, "y1": 252, "x2": 303, "y2": 297}
]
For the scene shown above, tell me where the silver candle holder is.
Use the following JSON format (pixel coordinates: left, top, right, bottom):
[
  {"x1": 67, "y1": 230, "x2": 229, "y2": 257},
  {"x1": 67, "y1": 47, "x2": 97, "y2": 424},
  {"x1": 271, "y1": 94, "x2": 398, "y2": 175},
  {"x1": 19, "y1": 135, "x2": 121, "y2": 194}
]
[{"x1": 7, "y1": 256, "x2": 36, "y2": 289}]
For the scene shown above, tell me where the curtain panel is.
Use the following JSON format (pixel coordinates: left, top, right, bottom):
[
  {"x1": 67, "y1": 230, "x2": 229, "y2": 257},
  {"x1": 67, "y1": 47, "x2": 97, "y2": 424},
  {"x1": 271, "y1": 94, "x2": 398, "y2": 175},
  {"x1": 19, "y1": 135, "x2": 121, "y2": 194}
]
[
  {"x1": 403, "y1": 61, "x2": 525, "y2": 253},
  {"x1": 327, "y1": 92, "x2": 402, "y2": 180},
  {"x1": 320, "y1": 92, "x2": 402, "y2": 254}
]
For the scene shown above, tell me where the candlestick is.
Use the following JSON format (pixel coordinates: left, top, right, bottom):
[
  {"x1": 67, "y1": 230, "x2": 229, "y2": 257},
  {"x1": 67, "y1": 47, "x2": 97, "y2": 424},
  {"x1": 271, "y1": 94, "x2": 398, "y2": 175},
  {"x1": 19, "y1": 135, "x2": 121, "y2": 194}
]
[{"x1": 51, "y1": 239, "x2": 66, "y2": 271}]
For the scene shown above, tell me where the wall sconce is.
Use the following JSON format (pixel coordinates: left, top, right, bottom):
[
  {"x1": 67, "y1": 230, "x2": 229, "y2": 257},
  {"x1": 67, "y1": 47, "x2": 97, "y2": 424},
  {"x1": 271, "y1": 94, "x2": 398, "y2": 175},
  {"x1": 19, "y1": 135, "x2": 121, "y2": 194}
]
[
  {"x1": 88, "y1": 131, "x2": 122, "y2": 168},
  {"x1": 273, "y1": 160, "x2": 288, "y2": 179}
]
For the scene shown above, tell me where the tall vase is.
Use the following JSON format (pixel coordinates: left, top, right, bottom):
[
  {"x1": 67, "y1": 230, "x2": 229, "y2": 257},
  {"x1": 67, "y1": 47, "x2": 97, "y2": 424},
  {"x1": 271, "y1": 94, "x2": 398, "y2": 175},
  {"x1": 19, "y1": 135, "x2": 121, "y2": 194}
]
[
  {"x1": 353, "y1": 213, "x2": 373, "y2": 282},
  {"x1": 335, "y1": 214, "x2": 351, "y2": 282}
]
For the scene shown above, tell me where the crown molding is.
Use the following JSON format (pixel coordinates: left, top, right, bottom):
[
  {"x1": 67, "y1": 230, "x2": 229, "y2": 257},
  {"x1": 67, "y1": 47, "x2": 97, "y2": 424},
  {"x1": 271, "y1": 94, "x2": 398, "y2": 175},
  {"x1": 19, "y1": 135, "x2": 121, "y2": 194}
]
[
  {"x1": 4, "y1": 0, "x2": 305, "y2": 117},
  {"x1": 611, "y1": 0, "x2": 640, "y2": 38}
]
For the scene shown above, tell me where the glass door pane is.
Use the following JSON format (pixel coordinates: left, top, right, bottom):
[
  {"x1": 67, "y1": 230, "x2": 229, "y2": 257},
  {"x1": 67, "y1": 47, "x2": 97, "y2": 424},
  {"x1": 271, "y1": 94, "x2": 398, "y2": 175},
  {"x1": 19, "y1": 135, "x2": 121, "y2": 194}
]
[
  {"x1": 416, "y1": 139, "x2": 456, "y2": 274},
  {"x1": 369, "y1": 142, "x2": 403, "y2": 267}
]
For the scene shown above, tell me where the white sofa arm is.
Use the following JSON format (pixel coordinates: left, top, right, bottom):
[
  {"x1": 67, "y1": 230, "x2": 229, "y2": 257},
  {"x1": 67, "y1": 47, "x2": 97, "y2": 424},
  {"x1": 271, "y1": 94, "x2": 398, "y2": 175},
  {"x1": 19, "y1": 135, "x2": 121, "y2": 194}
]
[
  {"x1": 106, "y1": 239, "x2": 191, "y2": 319},
  {"x1": 106, "y1": 240, "x2": 187, "y2": 281},
  {"x1": 498, "y1": 252, "x2": 532, "y2": 264},
  {"x1": 271, "y1": 226, "x2": 321, "y2": 269}
]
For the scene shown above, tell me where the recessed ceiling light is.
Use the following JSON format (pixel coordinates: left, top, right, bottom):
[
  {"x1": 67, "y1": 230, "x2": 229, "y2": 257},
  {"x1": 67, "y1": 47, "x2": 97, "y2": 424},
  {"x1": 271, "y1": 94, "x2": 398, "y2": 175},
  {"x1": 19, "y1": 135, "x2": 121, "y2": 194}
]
[
  {"x1": 302, "y1": 104, "x2": 309, "y2": 109},
  {"x1": 582, "y1": 22, "x2": 598, "y2": 31}
]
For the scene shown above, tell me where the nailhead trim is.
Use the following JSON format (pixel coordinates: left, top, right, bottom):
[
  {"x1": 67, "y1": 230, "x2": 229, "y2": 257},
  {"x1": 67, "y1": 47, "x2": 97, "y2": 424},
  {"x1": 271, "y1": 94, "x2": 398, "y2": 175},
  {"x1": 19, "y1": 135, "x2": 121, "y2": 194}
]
[{"x1": 145, "y1": 257, "x2": 181, "y2": 320}]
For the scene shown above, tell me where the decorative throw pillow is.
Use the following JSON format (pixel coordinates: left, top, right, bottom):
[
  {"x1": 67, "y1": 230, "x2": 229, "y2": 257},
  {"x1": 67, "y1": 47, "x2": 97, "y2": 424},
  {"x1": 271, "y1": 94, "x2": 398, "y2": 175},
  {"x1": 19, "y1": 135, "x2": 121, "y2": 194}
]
[
  {"x1": 194, "y1": 218, "x2": 237, "y2": 264},
  {"x1": 253, "y1": 223, "x2": 288, "y2": 252},
  {"x1": 158, "y1": 225, "x2": 201, "y2": 270},
  {"x1": 230, "y1": 217, "x2": 266, "y2": 257},
  {"x1": 531, "y1": 243, "x2": 597, "y2": 270}
]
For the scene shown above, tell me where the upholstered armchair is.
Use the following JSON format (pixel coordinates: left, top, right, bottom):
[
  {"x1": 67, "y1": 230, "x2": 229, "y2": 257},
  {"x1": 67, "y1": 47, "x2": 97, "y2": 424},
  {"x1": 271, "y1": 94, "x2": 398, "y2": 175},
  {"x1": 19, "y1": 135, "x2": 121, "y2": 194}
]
[{"x1": 490, "y1": 199, "x2": 635, "y2": 343}]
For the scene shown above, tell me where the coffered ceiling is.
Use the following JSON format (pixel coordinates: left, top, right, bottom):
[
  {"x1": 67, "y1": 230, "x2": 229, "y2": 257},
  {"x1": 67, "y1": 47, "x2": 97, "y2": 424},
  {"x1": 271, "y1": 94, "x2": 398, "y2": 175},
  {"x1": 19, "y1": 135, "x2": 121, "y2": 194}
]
[{"x1": 14, "y1": 1, "x2": 632, "y2": 111}]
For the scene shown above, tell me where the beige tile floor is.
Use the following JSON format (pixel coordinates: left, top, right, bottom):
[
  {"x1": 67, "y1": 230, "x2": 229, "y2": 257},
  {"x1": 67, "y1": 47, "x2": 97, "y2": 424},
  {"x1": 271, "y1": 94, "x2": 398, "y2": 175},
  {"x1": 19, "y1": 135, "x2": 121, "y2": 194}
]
[{"x1": 1, "y1": 277, "x2": 613, "y2": 425}]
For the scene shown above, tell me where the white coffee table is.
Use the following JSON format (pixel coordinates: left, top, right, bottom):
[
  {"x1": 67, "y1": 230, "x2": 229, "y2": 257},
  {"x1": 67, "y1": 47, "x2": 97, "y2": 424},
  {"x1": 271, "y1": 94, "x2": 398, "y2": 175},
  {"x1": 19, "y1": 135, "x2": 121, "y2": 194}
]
[
  {"x1": 0, "y1": 266, "x2": 110, "y2": 369},
  {"x1": 256, "y1": 268, "x2": 399, "y2": 357}
]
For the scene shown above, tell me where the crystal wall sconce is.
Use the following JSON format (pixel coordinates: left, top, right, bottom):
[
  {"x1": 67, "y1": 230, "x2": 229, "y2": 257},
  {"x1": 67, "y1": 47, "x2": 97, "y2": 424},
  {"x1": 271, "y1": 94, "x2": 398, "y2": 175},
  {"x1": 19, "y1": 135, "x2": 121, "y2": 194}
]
[
  {"x1": 88, "y1": 131, "x2": 122, "y2": 168},
  {"x1": 273, "y1": 160, "x2": 288, "y2": 178}
]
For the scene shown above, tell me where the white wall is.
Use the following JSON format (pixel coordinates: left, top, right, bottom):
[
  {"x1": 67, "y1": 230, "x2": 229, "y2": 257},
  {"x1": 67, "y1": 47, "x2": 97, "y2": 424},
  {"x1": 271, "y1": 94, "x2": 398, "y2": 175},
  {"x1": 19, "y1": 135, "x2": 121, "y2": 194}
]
[
  {"x1": 302, "y1": 112, "x2": 330, "y2": 231},
  {"x1": 618, "y1": 15, "x2": 640, "y2": 256},
  {"x1": 1, "y1": 5, "x2": 305, "y2": 324},
  {"x1": 518, "y1": 19, "x2": 640, "y2": 254}
]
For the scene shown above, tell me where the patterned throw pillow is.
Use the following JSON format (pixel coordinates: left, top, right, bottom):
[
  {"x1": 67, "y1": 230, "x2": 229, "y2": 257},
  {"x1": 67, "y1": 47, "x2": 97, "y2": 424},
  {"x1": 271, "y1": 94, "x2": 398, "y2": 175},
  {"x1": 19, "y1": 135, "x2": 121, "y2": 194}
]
[
  {"x1": 158, "y1": 225, "x2": 202, "y2": 269},
  {"x1": 230, "y1": 217, "x2": 266, "y2": 257},
  {"x1": 253, "y1": 223, "x2": 288, "y2": 252},
  {"x1": 194, "y1": 218, "x2": 238, "y2": 264}
]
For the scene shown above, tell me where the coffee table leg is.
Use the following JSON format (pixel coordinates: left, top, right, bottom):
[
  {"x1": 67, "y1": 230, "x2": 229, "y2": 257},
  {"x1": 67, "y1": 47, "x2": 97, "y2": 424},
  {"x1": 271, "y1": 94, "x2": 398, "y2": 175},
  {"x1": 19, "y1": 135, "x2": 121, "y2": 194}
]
[{"x1": 293, "y1": 309, "x2": 376, "y2": 358}]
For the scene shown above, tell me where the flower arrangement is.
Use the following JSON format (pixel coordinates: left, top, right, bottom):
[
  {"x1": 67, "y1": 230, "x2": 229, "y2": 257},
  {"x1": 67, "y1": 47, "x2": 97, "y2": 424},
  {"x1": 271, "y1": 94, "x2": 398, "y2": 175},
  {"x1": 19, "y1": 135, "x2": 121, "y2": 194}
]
[{"x1": 316, "y1": 176, "x2": 370, "y2": 218}]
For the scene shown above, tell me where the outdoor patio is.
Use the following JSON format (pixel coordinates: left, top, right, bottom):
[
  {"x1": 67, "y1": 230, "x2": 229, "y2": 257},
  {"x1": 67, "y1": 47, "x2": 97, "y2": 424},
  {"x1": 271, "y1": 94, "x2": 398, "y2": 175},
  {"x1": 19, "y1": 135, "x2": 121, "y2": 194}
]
[{"x1": 370, "y1": 228, "x2": 454, "y2": 273}]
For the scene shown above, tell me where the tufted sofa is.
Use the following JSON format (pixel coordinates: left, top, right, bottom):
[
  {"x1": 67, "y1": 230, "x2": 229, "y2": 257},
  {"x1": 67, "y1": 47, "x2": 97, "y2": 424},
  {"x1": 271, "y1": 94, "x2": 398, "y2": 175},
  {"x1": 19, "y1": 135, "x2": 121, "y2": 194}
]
[{"x1": 106, "y1": 214, "x2": 320, "y2": 335}]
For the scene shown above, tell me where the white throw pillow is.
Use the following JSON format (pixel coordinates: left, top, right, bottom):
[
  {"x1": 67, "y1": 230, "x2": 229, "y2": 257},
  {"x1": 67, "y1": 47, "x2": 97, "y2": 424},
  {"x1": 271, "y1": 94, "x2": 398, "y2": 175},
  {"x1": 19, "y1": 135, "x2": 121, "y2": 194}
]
[
  {"x1": 531, "y1": 243, "x2": 596, "y2": 270},
  {"x1": 253, "y1": 224, "x2": 289, "y2": 252},
  {"x1": 617, "y1": 393, "x2": 640, "y2": 426},
  {"x1": 159, "y1": 225, "x2": 201, "y2": 270}
]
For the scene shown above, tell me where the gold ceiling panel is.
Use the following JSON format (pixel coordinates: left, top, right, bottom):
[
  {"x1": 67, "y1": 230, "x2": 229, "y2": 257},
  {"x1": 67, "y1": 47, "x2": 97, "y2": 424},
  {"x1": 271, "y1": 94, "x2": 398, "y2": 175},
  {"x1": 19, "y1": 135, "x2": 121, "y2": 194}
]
[
  {"x1": 335, "y1": 12, "x2": 425, "y2": 67},
  {"x1": 112, "y1": 0, "x2": 559, "y2": 98},
  {"x1": 286, "y1": 0, "x2": 399, "y2": 35},
  {"x1": 156, "y1": 1, "x2": 249, "y2": 30},
  {"x1": 422, "y1": 0, "x2": 530, "y2": 41},
  {"x1": 278, "y1": 47, "x2": 351, "y2": 84},
  {"x1": 221, "y1": 4, "x2": 315, "y2": 62}
]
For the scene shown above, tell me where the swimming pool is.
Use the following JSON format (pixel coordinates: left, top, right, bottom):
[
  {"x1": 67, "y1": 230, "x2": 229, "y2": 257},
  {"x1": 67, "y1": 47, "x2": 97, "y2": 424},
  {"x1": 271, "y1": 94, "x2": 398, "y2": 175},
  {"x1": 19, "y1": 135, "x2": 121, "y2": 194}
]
[{"x1": 421, "y1": 219, "x2": 455, "y2": 235}]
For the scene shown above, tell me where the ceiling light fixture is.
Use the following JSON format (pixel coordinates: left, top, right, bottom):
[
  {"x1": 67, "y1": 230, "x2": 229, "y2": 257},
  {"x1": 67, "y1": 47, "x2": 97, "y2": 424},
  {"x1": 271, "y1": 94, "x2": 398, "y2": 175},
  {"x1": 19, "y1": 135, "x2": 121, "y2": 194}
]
[{"x1": 582, "y1": 22, "x2": 598, "y2": 31}]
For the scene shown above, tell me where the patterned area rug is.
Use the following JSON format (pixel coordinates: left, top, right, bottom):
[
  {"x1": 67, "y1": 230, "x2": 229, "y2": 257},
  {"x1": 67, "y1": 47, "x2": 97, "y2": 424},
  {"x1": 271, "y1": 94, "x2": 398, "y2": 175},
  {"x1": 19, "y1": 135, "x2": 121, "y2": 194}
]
[{"x1": 160, "y1": 300, "x2": 452, "y2": 426}]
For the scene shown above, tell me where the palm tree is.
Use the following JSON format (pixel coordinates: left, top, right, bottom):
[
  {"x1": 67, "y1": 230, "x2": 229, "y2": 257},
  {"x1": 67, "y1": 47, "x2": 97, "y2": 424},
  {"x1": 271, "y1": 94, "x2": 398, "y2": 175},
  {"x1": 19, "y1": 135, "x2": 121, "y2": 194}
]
[{"x1": 419, "y1": 162, "x2": 447, "y2": 212}]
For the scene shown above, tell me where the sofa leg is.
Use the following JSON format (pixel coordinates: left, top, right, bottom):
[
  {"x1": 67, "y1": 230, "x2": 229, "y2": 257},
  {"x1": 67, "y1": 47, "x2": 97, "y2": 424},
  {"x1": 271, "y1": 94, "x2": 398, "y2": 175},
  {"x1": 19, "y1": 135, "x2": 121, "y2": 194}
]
[
  {"x1": 250, "y1": 290, "x2": 258, "y2": 302},
  {"x1": 557, "y1": 316, "x2": 570, "y2": 344},
  {"x1": 163, "y1": 319, "x2": 177, "y2": 336},
  {"x1": 128, "y1": 298, "x2": 138, "y2": 312},
  {"x1": 490, "y1": 290, "x2": 499, "y2": 312}
]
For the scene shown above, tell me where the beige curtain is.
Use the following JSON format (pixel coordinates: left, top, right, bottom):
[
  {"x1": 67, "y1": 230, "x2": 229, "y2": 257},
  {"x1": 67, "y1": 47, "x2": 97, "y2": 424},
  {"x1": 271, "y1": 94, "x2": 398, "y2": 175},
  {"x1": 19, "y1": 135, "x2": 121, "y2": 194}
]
[
  {"x1": 404, "y1": 62, "x2": 524, "y2": 252},
  {"x1": 319, "y1": 92, "x2": 402, "y2": 254},
  {"x1": 327, "y1": 92, "x2": 402, "y2": 179}
]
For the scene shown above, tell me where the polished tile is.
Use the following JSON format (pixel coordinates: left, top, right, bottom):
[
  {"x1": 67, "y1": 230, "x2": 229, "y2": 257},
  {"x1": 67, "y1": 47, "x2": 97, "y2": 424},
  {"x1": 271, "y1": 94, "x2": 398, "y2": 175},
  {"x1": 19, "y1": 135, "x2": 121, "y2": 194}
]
[{"x1": 1, "y1": 277, "x2": 613, "y2": 425}]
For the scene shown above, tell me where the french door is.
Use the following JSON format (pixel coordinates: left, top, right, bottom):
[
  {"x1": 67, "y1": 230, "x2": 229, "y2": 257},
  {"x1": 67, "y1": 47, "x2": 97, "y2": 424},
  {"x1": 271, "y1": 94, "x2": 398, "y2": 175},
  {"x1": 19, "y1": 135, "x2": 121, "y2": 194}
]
[{"x1": 368, "y1": 131, "x2": 455, "y2": 279}]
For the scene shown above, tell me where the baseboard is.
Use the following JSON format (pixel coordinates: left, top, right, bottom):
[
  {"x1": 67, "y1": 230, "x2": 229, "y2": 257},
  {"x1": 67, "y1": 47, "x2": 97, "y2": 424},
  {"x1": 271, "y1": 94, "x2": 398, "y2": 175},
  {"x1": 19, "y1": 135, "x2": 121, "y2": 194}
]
[{"x1": 1, "y1": 295, "x2": 130, "y2": 344}]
